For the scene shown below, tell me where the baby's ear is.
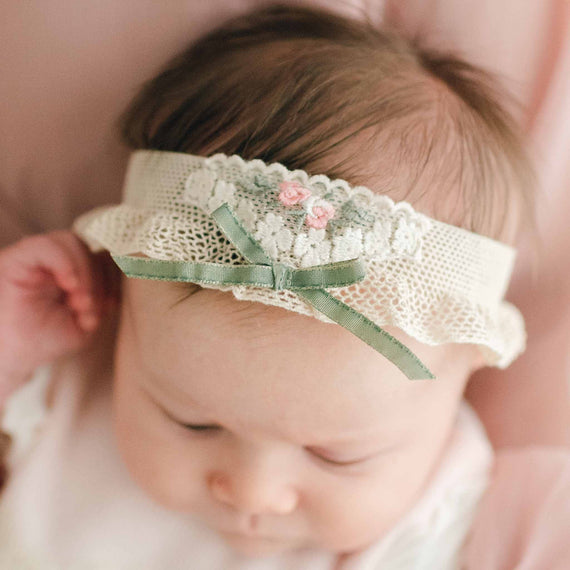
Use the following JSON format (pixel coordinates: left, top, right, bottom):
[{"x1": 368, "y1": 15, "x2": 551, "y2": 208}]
[{"x1": 94, "y1": 251, "x2": 122, "y2": 309}]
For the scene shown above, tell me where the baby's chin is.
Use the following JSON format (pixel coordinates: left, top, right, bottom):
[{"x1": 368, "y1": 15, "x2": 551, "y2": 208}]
[
  {"x1": 219, "y1": 528, "x2": 384, "y2": 559},
  {"x1": 219, "y1": 530, "x2": 306, "y2": 557}
]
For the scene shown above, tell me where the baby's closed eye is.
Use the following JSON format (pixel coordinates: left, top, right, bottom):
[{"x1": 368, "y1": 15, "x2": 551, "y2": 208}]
[
  {"x1": 178, "y1": 421, "x2": 382, "y2": 470},
  {"x1": 305, "y1": 446, "x2": 380, "y2": 467}
]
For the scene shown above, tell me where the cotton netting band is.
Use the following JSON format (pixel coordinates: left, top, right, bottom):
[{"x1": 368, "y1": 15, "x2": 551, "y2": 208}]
[{"x1": 73, "y1": 150, "x2": 526, "y2": 368}]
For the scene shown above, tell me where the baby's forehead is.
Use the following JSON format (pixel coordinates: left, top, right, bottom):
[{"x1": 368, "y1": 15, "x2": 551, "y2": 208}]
[
  {"x1": 124, "y1": 278, "x2": 462, "y2": 443},
  {"x1": 124, "y1": 275, "x2": 465, "y2": 375}
]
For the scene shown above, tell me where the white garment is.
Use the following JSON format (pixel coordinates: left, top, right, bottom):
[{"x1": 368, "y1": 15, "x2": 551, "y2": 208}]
[{"x1": 0, "y1": 333, "x2": 492, "y2": 570}]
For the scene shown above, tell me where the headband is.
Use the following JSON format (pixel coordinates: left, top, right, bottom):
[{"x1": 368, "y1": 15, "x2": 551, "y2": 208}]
[{"x1": 73, "y1": 150, "x2": 526, "y2": 380}]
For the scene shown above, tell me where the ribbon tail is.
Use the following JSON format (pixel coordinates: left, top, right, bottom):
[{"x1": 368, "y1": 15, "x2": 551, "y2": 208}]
[{"x1": 298, "y1": 289, "x2": 435, "y2": 380}]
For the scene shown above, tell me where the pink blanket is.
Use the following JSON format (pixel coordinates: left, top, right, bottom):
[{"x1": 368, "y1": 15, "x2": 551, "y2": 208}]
[{"x1": 464, "y1": 447, "x2": 570, "y2": 569}]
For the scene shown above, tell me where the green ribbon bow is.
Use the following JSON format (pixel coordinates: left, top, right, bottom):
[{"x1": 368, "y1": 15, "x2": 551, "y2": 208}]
[{"x1": 112, "y1": 204, "x2": 434, "y2": 380}]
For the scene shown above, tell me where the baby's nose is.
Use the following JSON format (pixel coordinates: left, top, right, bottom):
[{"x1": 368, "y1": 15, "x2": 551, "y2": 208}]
[{"x1": 208, "y1": 465, "x2": 298, "y2": 516}]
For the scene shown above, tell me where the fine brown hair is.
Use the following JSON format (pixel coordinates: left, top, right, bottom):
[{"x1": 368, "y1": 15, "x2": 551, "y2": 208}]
[{"x1": 118, "y1": 3, "x2": 535, "y2": 242}]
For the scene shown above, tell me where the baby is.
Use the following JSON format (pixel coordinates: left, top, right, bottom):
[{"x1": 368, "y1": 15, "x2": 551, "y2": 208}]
[{"x1": 0, "y1": 5, "x2": 535, "y2": 568}]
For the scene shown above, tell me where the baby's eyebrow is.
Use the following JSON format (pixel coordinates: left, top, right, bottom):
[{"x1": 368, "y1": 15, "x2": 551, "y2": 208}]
[{"x1": 168, "y1": 282, "x2": 201, "y2": 308}]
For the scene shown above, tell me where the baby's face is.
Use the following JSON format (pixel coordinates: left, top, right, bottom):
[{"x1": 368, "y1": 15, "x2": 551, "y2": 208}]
[{"x1": 112, "y1": 278, "x2": 482, "y2": 557}]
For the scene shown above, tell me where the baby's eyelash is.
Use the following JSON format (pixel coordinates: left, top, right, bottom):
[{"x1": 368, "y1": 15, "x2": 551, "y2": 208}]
[
  {"x1": 182, "y1": 423, "x2": 222, "y2": 433},
  {"x1": 308, "y1": 449, "x2": 368, "y2": 468}
]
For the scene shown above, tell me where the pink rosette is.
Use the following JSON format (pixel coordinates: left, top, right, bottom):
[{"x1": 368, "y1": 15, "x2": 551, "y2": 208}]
[
  {"x1": 278, "y1": 181, "x2": 311, "y2": 206},
  {"x1": 305, "y1": 198, "x2": 335, "y2": 229}
]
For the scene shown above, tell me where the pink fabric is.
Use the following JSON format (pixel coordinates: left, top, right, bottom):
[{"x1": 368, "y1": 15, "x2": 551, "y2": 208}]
[{"x1": 464, "y1": 448, "x2": 570, "y2": 569}]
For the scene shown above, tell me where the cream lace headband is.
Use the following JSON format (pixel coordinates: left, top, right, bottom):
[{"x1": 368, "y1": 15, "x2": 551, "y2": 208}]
[{"x1": 73, "y1": 150, "x2": 526, "y2": 379}]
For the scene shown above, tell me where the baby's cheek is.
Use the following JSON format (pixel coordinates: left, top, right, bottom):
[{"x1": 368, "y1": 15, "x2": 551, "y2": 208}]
[
  {"x1": 115, "y1": 416, "x2": 205, "y2": 512},
  {"x1": 305, "y1": 484, "x2": 396, "y2": 551},
  {"x1": 306, "y1": 462, "x2": 429, "y2": 553},
  {"x1": 112, "y1": 379, "x2": 204, "y2": 513}
]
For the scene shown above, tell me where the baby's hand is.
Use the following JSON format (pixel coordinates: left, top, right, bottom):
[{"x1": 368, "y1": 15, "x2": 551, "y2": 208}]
[{"x1": 0, "y1": 231, "x2": 117, "y2": 406}]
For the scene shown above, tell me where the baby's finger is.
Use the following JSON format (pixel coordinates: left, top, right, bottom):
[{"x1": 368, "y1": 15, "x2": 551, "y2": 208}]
[
  {"x1": 48, "y1": 232, "x2": 101, "y2": 331},
  {"x1": 6, "y1": 232, "x2": 96, "y2": 332},
  {"x1": 5, "y1": 233, "x2": 81, "y2": 291}
]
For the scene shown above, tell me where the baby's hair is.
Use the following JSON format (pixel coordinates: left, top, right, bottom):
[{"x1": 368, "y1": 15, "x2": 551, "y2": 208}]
[{"x1": 118, "y1": 3, "x2": 534, "y2": 242}]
